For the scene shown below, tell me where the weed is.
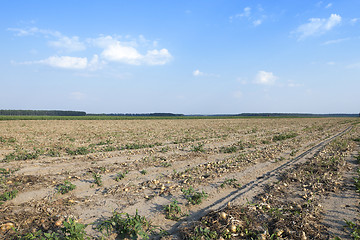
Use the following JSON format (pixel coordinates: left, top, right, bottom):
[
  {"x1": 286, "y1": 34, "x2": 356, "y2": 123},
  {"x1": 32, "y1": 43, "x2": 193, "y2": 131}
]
[
  {"x1": 140, "y1": 170, "x2": 147, "y2": 175},
  {"x1": 160, "y1": 146, "x2": 170, "y2": 153},
  {"x1": 262, "y1": 140, "x2": 270, "y2": 144},
  {"x1": 57, "y1": 180, "x2": 76, "y2": 194},
  {"x1": 62, "y1": 218, "x2": 89, "y2": 240},
  {"x1": 99, "y1": 167, "x2": 106, "y2": 173},
  {"x1": 354, "y1": 169, "x2": 360, "y2": 193},
  {"x1": 92, "y1": 172, "x2": 103, "y2": 186},
  {"x1": 102, "y1": 145, "x2": 117, "y2": 152},
  {"x1": 0, "y1": 189, "x2": 18, "y2": 204},
  {"x1": 115, "y1": 170, "x2": 129, "y2": 182},
  {"x1": 47, "y1": 148, "x2": 61, "y2": 157},
  {"x1": 272, "y1": 132, "x2": 298, "y2": 141},
  {"x1": 191, "y1": 226, "x2": 218, "y2": 239},
  {"x1": 96, "y1": 210, "x2": 152, "y2": 239},
  {"x1": 123, "y1": 142, "x2": 162, "y2": 150},
  {"x1": 220, "y1": 178, "x2": 241, "y2": 188},
  {"x1": 344, "y1": 219, "x2": 360, "y2": 239},
  {"x1": 290, "y1": 150, "x2": 298, "y2": 156},
  {"x1": 191, "y1": 143, "x2": 205, "y2": 152},
  {"x1": 164, "y1": 200, "x2": 182, "y2": 220},
  {"x1": 16, "y1": 218, "x2": 88, "y2": 239},
  {"x1": 220, "y1": 145, "x2": 237, "y2": 153},
  {"x1": 160, "y1": 162, "x2": 172, "y2": 167},
  {"x1": 66, "y1": 147, "x2": 90, "y2": 155},
  {"x1": 181, "y1": 186, "x2": 208, "y2": 205},
  {"x1": 353, "y1": 137, "x2": 360, "y2": 142},
  {"x1": 3, "y1": 150, "x2": 39, "y2": 162}
]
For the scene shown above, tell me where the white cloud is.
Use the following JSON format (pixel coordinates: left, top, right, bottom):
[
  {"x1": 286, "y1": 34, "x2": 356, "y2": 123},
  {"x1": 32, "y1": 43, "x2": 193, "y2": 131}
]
[
  {"x1": 238, "y1": 7, "x2": 251, "y2": 18},
  {"x1": 350, "y1": 18, "x2": 360, "y2": 25},
  {"x1": 193, "y1": 69, "x2": 204, "y2": 76},
  {"x1": 39, "y1": 56, "x2": 88, "y2": 69},
  {"x1": 193, "y1": 69, "x2": 220, "y2": 78},
  {"x1": 293, "y1": 14, "x2": 341, "y2": 40},
  {"x1": 322, "y1": 37, "x2": 349, "y2": 45},
  {"x1": 101, "y1": 42, "x2": 143, "y2": 65},
  {"x1": 9, "y1": 27, "x2": 172, "y2": 68},
  {"x1": 100, "y1": 41, "x2": 171, "y2": 65},
  {"x1": 7, "y1": 27, "x2": 61, "y2": 37},
  {"x1": 253, "y1": 19, "x2": 262, "y2": 26},
  {"x1": 325, "y1": 3, "x2": 332, "y2": 8},
  {"x1": 254, "y1": 71, "x2": 278, "y2": 85},
  {"x1": 327, "y1": 61, "x2": 335, "y2": 65},
  {"x1": 48, "y1": 36, "x2": 86, "y2": 52},
  {"x1": 287, "y1": 80, "x2": 303, "y2": 87},
  {"x1": 144, "y1": 49, "x2": 172, "y2": 65}
]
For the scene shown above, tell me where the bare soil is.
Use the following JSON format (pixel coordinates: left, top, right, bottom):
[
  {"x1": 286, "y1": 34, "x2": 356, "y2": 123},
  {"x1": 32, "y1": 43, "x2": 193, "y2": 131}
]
[{"x1": 0, "y1": 118, "x2": 358, "y2": 239}]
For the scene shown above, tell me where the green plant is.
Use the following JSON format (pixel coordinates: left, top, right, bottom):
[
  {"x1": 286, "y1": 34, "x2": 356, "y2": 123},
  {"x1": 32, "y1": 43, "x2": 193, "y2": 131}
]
[
  {"x1": 160, "y1": 162, "x2": 172, "y2": 167},
  {"x1": 272, "y1": 132, "x2": 298, "y2": 141},
  {"x1": 15, "y1": 218, "x2": 88, "y2": 239},
  {"x1": 164, "y1": 200, "x2": 182, "y2": 220},
  {"x1": 115, "y1": 170, "x2": 129, "y2": 182},
  {"x1": 47, "y1": 148, "x2": 61, "y2": 157},
  {"x1": 191, "y1": 226, "x2": 218, "y2": 240},
  {"x1": 160, "y1": 146, "x2": 170, "y2": 153},
  {"x1": 191, "y1": 143, "x2": 205, "y2": 152},
  {"x1": 140, "y1": 170, "x2": 147, "y2": 175},
  {"x1": 220, "y1": 178, "x2": 241, "y2": 188},
  {"x1": 16, "y1": 230, "x2": 60, "y2": 240},
  {"x1": 92, "y1": 172, "x2": 103, "y2": 186},
  {"x1": 57, "y1": 180, "x2": 76, "y2": 194},
  {"x1": 220, "y1": 146, "x2": 237, "y2": 153},
  {"x1": 182, "y1": 187, "x2": 208, "y2": 205},
  {"x1": 0, "y1": 189, "x2": 18, "y2": 204},
  {"x1": 66, "y1": 147, "x2": 90, "y2": 155},
  {"x1": 3, "y1": 149, "x2": 40, "y2": 162},
  {"x1": 344, "y1": 219, "x2": 360, "y2": 239},
  {"x1": 96, "y1": 210, "x2": 152, "y2": 239},
  {"x1": 355, "y1": 169, "x2": 360, "y2": 193},
  {"x1": 62, "y1": 218, "x2": 89, "y2": 240}
]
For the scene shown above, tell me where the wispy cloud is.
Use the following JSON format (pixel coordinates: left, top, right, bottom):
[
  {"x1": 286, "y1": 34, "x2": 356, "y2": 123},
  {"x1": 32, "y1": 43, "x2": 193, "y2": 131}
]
[
  {"x1": 8, "y1": 27, "x2": 172, "y2": 69},
  {"x1": 253, "y1": 19, "x2": 262, "y2": 27},
  {"x1": 193, "y1": 69, "x2": 204, "y2": 76},
  {"x1": 193, "y1": 69, "x2": 219, "y2": 78},
  {"x1": 48, "y1": 36, "x2": 86, "y2": 52},
  {"x1": 16, "y1": 55, "x2": 102, "y2": 70},
  {"x1": 293, "y1": 14, "x2": 341, "y2": 40},
  {"x1": 287, "y1": 80, "x2": 303, "y2": 88},
  {"x1": 350, "y1": 18, "x2": 360, "y2": 25},
  {"x1": 322, "y1": 37, "x2": 350, "y2": 45},
  {"x1": 254, "y1": 71, "x2": 278, "y2": 85},
  {"x1": 230, "y1": 6, "x2": 265, "y2": 26},
  {"x1": 234, "y1": 7, "x2": 251, "y2": 18},
  {"x1": 325, "y1": 3, "x2": 333, "y2": 8}
]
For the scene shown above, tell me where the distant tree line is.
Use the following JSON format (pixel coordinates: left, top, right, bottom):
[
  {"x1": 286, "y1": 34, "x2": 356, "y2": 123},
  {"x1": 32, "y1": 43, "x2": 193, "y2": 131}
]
[
  {"x1": 234, "y1": 113, "x2": 359, "y2": 117},
  {"x1": 0, "y1": 110, "x2": 86, "y2": 116},
  {"x1": 87, "y1": 113, "x2": 184, "y2": 117}
]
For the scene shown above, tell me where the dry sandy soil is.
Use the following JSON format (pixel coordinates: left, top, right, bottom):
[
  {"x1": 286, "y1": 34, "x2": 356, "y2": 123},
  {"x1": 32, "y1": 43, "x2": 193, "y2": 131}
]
[{"x1": 0, "y1": 118, "x2": 359, "y2": 239}]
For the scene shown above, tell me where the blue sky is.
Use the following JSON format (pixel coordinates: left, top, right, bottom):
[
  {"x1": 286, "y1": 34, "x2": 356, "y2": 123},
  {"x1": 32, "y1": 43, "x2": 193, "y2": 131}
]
[{"x1": 1, "y1": 1, "x2": 359, "y2": 114}]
